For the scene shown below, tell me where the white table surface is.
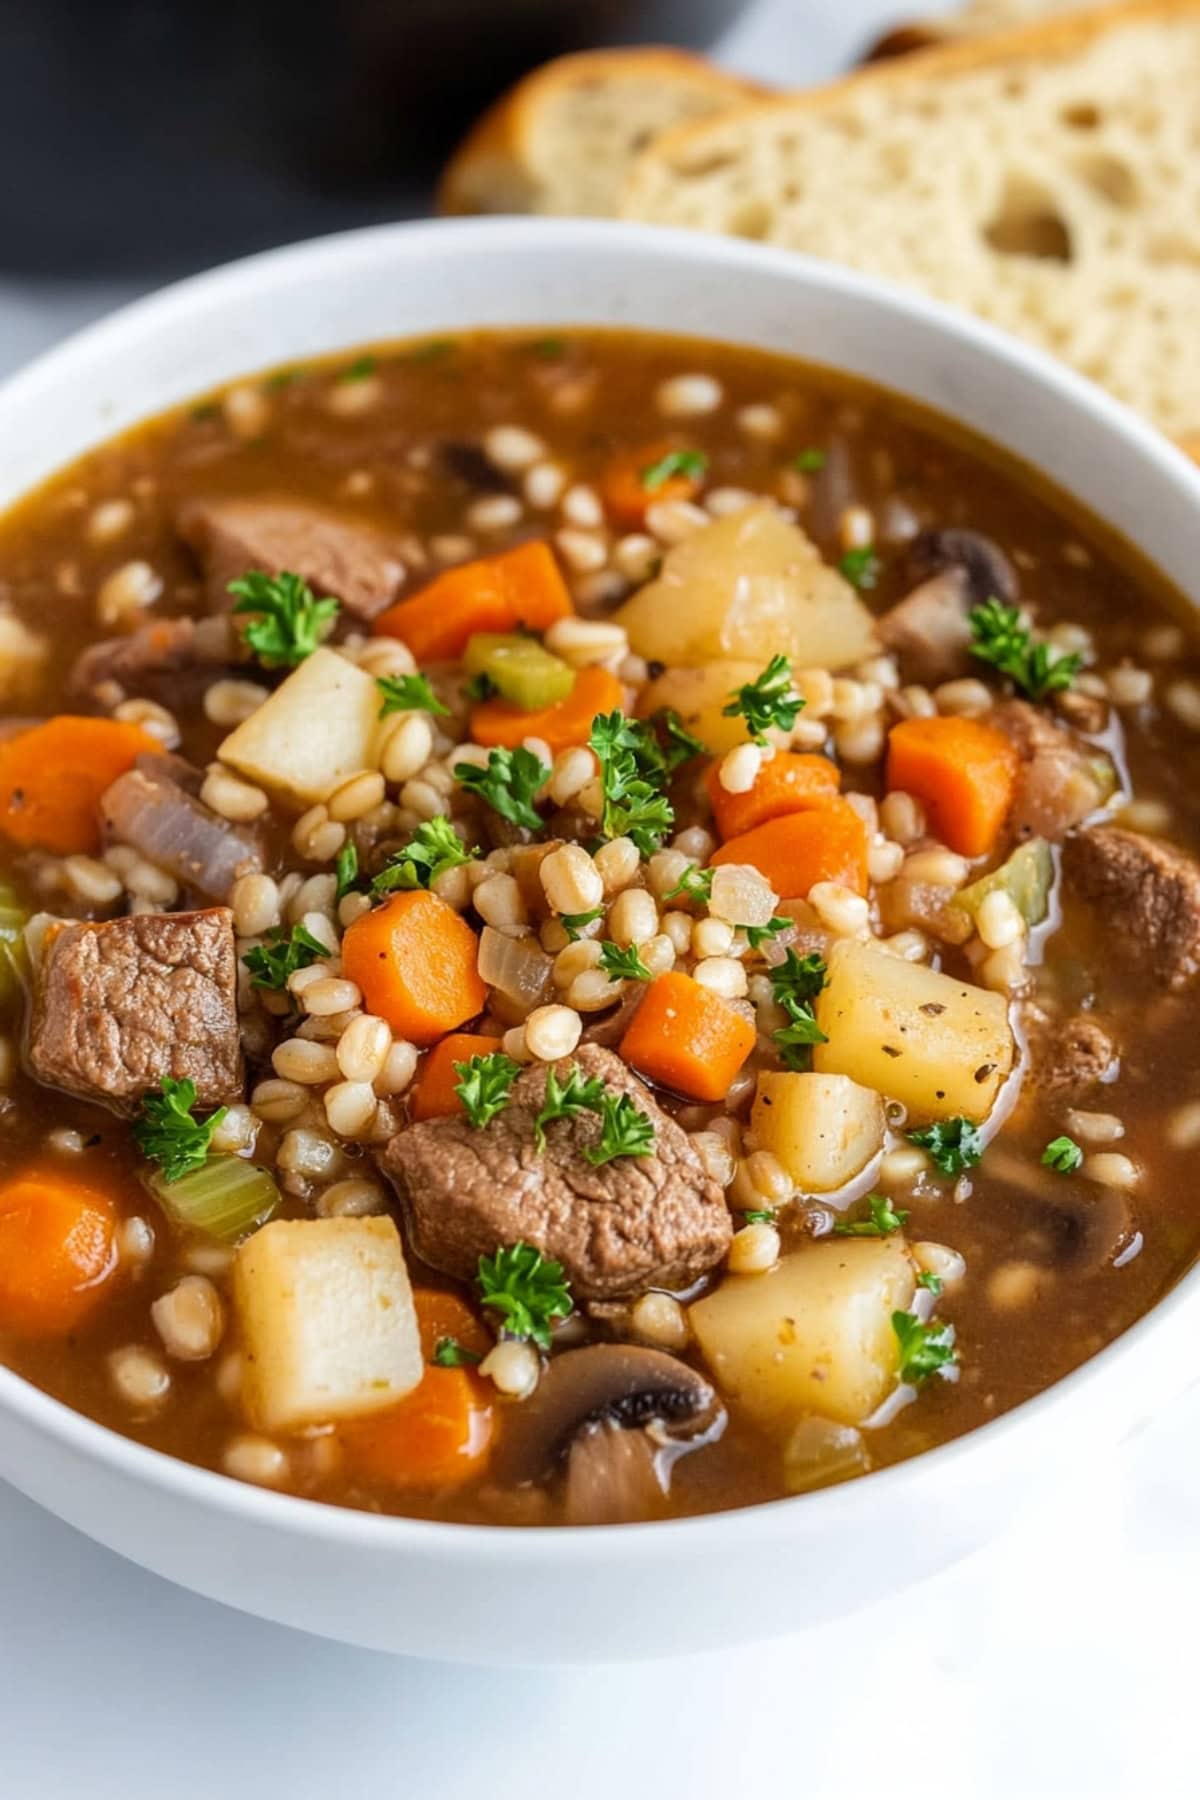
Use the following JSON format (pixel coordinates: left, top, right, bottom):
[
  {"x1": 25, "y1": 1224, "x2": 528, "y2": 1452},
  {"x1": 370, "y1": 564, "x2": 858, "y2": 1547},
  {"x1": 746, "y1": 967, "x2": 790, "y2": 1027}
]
[{"x1": 2, "y1": 4, "x2": 1198, "y2": 1794}]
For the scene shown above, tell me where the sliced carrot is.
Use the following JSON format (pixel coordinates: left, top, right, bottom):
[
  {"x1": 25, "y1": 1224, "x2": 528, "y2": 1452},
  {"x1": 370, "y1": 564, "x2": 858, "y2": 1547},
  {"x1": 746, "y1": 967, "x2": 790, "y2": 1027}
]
[
  {"x1": 412, "y1": 1288, "x2": 493, "y2": 1362},
  {"x1": 342, "y1": 1367, "x2": 494, "y2": 1490},
  {"x1": 710, "y1": 798, "x2": 869, "y2": 898},
  {"x1": 601, "y1": 440, "x2": 704, "y2": 529},
  {"x1": 887, "y1": 715, "x2": 1019, "y2": 858},
  {"x1": 0, "y1": 716, "x2": 160, "y2": 855},
  {"x1": 410, "y1": 1032, "x2": 502, "y2": 1121},
  {"x1": 470, "y1": 665, "x2": 624, "y2": 755},
  {"x1": 341, "y1": 891, "x2": 487, "y2": 1046},
  {"x1": 707, "y1": 751, "x2": 840, "y2": 840},
  {"x1": 373, "y1": 540, "x2": 573, "y2": 663},
  {"x1": 0, "y1": 1165, "x2": 118, "y2": 1336},
  {"x1": 621, "y1": 970, "x2": 756, "y2": 1103}
]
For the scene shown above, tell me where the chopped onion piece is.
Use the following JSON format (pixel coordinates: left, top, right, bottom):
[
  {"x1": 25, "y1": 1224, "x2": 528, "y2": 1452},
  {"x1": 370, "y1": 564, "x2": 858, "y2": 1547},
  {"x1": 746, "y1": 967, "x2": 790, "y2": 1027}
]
[
  {"x1": 477, "y1": 925, "x2": 554, "y2": 1012},
  {"x1": 0, "y1": 880, "x2": 28, "y2": 1009},
  {"x1": 151, "y1": 1156, "x2": 280, "y2": 1243},
  {"x1": 781, "y1": 1415, "x2": 871, "y2": 1494}
]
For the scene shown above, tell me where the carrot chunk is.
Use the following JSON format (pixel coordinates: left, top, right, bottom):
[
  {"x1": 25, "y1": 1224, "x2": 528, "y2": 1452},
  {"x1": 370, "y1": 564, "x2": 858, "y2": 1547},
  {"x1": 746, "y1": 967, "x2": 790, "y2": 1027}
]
[
  {"x1": 707, "y1": 751, "x2": 840, "y2": 840},
  {"x1": 621, "y1": 970, "x2": 755, "y2": 1103},
  {"x1": 341, "y1": 891, "x2": 487, "y2": 1046},
  {"x1": 373, "y1": 540, "x2": 573, "y2": 663},
  {"x1": 410, "y1": 1032, "x2": 503, "y2": 1121},
  {"x1": 601, "y1": 440, "x2": 704, "y2": 529},
  {"x1": 0, "y1": 1165, "x2": 118, "y2": 1336},
  {"x1": 709, "y1": 798, "x2": 868, "y2": 898},
  {"x1": 887, "y1": 715, "x2": 1019, "y2": 858},
  {"x1": 342, "y1": 1367, "x2": 494, "y2": 1490},
  {"x1": 470, "y1": 665, "x2": 624, "y2": 755},
  {"x1": 0, "y1": 716, "x2": 160, "y2": 854},
  {"x1": 411, "y1": 1288, "x2": 493, "y2": 1362}
]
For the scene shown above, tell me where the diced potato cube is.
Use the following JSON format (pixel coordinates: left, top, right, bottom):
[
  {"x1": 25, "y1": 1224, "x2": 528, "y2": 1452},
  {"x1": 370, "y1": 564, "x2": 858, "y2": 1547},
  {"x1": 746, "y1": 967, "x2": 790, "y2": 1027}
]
[
  {"x1": 218, "y1": 646, "x2": 382, "y2": 805},
  {"x1": 234, "y1": 1216, "x2": 423, "y2": 1432},
  {"x1": 690, "y1": 1239, "x2": 915, "y2": 1432},
  {"x1": 813, "y1": 937, "x2": 1013, "y2": 1120},
  {"x1": 0, "y1": 612, "x2": 48, "y2": 705},
  {"x1": 616, "y1": 502, "x2": 878, "y2": 670},
  {"x1": 752, "y1": 1070, "x2": 884, "y2": 1192},
  {"x1": 636, "y1": 660, "x2": 764, "y2": 752}
]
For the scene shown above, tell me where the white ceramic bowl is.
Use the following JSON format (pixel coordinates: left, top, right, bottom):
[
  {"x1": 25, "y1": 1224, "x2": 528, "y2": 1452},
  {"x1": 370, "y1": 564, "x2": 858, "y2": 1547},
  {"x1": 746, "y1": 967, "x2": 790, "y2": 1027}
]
[{"x1": 1, "y1": 219, "x2": 1198, "y2": 1665}]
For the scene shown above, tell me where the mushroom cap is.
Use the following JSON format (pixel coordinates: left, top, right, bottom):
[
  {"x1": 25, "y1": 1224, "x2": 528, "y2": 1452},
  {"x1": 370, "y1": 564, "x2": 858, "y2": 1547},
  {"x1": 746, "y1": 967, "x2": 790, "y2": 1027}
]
[{"x1": 910, "y1": 527, "x2": 1019, "y2": 607}]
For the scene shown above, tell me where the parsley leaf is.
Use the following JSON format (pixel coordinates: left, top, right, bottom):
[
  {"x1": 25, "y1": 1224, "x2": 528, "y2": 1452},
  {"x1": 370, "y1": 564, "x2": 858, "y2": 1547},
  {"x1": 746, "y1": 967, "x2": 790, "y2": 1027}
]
[
  {"x1": 722, "y1": 654, "x2": 804, "y2": 745},
  {"x1": 370, "y1": 816, "x2": 476, "y2": 895},
  {"x1": 335, "y1": 841, "x2": 360, "y2": 902},
  {"x1": 598, "y1": 941, "x2": 653, "y2": 982},
  {"x1": 969, "y1": 598, "x2": 1081, "y2": 702},
  {"x1": 228, "y1": 569, "x2": 339, "y2": 668},
  {"x1": 916, "y1": 1271, "x2": 944, "y2": 1295},
  {"x1": 665, "y1": 864, "x2": 714, "y2": 905},
  {"x1": 833, "y1": 1194, "x2": 909, "y2": 1237},
  {"x1": 583, "y1": 1092, "x2": 657, "y2": 1166},
  {"x1": 791, "y1": 447, "x2": 827, "y2": 473},
  {"x1": 908, "y1": 1117, "x2": 984, "y2": 1177},
  {"x1": 340, "y1": 353, "x2": 377, "y2": 381},
  {"x1": 773, "y1": 1010, "x2": 829, "y2": 1069},
  {"x1": 527, "y1": 336, "x2": 568, "y2": 360},
  {"x1": 743, "y1": 1208, "x2": 778, "y2": 1225},
  {"x1": 464, "y1": 671, "x2": 498, "y2": 703},
  {"x1": 892, "y1": 1310, "x2": 958, "y2": 1384},
  {"x1": 743, "y1": 916, "x2": 791, "y2": 949},
  {"x1": 455, "y1": 746, "x2": 549, "y2": 833},
  {"x1": 1042, "y1": 1134, "x2": 1084, "y2": 1174},
  {"x1": 560, "y1": 907, "x2": 603, "y2": 941},
  {"x1": 453, "y1": 1053, "x2": 522, "y2": 1130},
  {"x1": 477, "y1": 1242, "x2": 572, "y2": 1350},
  {"x1": 588, "y1": 710, "x2": 674, "y2": 857},
  {"x1": 641, "y1": 448, "x2": 708, "y2": 491},
  {"x1": 132, "y1": 1077, "x2": 228, "y2": 1184},
  {"x1": 533, "y1": 1063, "x2": 607, "y2": 1152},
  {"x1": 658, "y1": 709, "x2": 706, "y2": 769},
  {"x1": 241, "y1": 921, "x2": 328, "y2": 991},
  {"x1": 769, "y1": 949, "x2": 829, "y2": 1070},
  {"x1": 433, "y1": 1336, "x2": 483, "y2": 1367},
  {"x1": 838, "y1": 547, "x2": 882, "y2": 591},
  {"x1": 376, "y1": 673, "x2": 449, "y2": 718}
]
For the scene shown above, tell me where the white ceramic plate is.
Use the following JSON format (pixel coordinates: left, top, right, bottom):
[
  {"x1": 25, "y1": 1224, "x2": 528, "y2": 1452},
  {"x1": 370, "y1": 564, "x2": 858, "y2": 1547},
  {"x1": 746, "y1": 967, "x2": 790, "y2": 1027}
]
[{"x1": 1, "y1": 219, "x2": 1197, "y2": 1664}]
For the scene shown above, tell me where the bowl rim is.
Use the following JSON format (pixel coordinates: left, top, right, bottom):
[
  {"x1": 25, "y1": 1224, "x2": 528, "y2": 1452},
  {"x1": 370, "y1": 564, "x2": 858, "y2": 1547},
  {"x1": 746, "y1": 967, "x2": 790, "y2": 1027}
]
[{"x1": 2, "y1": 213, "x2": 1199, "y2": 1561}]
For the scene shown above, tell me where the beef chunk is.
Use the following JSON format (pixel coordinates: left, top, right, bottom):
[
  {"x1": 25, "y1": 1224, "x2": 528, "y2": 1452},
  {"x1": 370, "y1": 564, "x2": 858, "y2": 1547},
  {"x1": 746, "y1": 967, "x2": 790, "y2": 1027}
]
[
  {"x1": 991, "y1": 699, "x2": 1113, "y2": 841},
  {"x1": 877, "y1": 569, "x2": 973, "y2": 683},
  {"x1": 102, "y1": 755, "x2": 262, "y2": 901},
  {"x1": 70, "y1": 614, "x2": 233, "y2": 706},
  {"x1": 380, "y1": 1044, "x2": 731, "y2": 1300},
  {"x1": 1026, "y1": 1011, "x2": 1120, "y2": 1097},
  {"x1": 176, "y1": 495, "x2": 404, "y2": 621},
  {"x1": 1063, "y1": 825, "x2": 1200, "y2": 990},
  {"x1": 28, "y1": 908, "x2": 243, "y2": 1114}
]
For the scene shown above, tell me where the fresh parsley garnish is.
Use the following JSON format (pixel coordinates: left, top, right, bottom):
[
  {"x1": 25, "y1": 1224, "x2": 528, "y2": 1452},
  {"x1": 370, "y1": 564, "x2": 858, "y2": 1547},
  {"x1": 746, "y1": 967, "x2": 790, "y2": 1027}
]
[
  {"x1": 583, "y1": 1092, "x2": 657, "y2": 1166},
  {"x1": 598, "y1": 941, "x2": 653, "y2": 982},
  {"x1": 228, "y1": 569, "x2": 340, "y2": 668},
  {"x1": 892, "y1": 1310, "x2": 958, "y2": 1384},
  {"x1": 560, "y1": 907, "x2": 603, "y2": 941},
  {"x1": 433, "y1": 1337, "x2": 482, "y2": 1368},
  {"x1": 641, "y1": 448, "x2": 708, "y2": 492},
  {"x1": 335, "y1": 841, "x2": 360, "y2": 902},
  {"x1": 833, "y1": 1194, "x2": 909, "y2": 1237},
  {"x1": 464, "y1": 671, "x2": 499, "y2": 703},
  {"x1": 916, "y1": 1271, "x2": 944, "y2": 1295},
  {"x1": 132, "y1": 1077, "x2": 228, "y2": 1184},
  {"x1": 743, "y1": 916, "x2": 791, "y2": 949},
  {"x1": 769, "y1": 950, "x2": 829, "y2": 1070},
  {"x1": 791, "y1": 447, "x2": 827, "y2": 473},
  {"x1": 533, "y1": 1063, "x2": 606, "y2": 1152},
  {"x1": 240, "y1": 921, "x2": 328, "y2": 991},
  {"x1": 658, "y1": 709, "x2": 706, "y2": 768},
  {"x1": 477, "y1": 1242, "x2": 572, "y2": 1350},
  {"x1": 371, "y1": 816, "x2": 476, "y2": 895},
  {"x1": 527, "y1": 336, "x2": 568, "y2": 360},
  {"x1": 743, "y1": 1208, "x2": 778, "y2": 1225},
  {"x1": 968, "y1": 598, "x2": 1081, "y2": 702},
  {"x1": 838, "y1": 547, "x2": 881, "y2": 591},
  {"x1": 453, "y1": 1053, "x2": 522, "y2": 1130},
  {"x1": 455, "y1": 746, "x2": 549, "y2": 833},
  {"x1": 588, "y1": 710, "x2": 674, "y2": 857},
  {"x1": 264, "y1": 367, "x2": 306, "y2": 392},
  {"x1": 908, "y1": 1117, "x2": 984, "y2": 1177},
  {"x1": 403, "y1": 338, "x2": 456, "y2": 365},
  {"x1": 773, "y1": 1010, "x2": 829, "y2": 1068},
  {"x1": 665, "y1": 865, "x2": 714, "y2": 905},
  {"x1": 340, "y1": 353, "x2": 377, "y2": 382},
  {"x1": 722, "y1": 654, "x2": 804, "y2": 746},
  {"x1": 1042, "y1": 1134, "x2": 1084, "y2": 1174},
  {"x1": 376, "y1": 673, "x2": 449, "y2": 718}
]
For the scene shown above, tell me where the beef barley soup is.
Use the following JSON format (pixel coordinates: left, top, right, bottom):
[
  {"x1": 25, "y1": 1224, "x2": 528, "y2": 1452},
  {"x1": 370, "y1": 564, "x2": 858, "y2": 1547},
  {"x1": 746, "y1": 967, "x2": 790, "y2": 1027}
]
[{"x1": 0, "y1": 327, "x2": 1197, "y2": 1527}]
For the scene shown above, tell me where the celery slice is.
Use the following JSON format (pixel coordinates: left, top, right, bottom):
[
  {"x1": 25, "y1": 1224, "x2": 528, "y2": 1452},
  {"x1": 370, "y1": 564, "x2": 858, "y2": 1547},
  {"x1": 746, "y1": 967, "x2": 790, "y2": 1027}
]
[
  {"x1": 954, "y1": 837, "x2": 1054, "y2": 929},
  {"x1": 151, "y1": 1156, "x2": 280, "y2": 1242},
  {"x1": 463, "y1": 632, "x2": 574, "y2": 711},
  {"x1": 0, "y1": 880, "x2": 28, "y2": 1010}
]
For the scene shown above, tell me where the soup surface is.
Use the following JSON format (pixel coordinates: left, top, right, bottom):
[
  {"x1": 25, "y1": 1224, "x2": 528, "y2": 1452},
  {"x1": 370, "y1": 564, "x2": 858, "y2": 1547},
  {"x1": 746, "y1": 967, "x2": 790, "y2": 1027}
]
[{"x1": 0, "y1": 327, "x2": 1197, "y2": 1526}]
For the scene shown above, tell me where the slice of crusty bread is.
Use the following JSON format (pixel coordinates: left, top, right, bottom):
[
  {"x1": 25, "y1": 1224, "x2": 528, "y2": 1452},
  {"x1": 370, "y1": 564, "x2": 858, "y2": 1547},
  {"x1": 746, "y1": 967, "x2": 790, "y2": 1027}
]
[
  {"x1": 438, "y1": 47, "x2": 763, "y2": 219},
  {"x1": 869, "y1": 0, "x2": 1101, "y2": 57},
  {"x1": 622, "y1": 1, "x2": 1200, "y2": 439}
]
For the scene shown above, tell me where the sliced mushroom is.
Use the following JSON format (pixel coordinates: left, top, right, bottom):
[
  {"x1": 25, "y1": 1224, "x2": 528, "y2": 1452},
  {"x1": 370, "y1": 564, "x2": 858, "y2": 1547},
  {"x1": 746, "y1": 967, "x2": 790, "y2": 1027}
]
[
  {"x1": 876, "y1": 567, "x2": 974, "y2": 684},
  {"x1": 494, "y1": 1344, "x2": 723, "y2": 1525},
  {"x1": 439, "y1": 439, "x2": 513, "y2": 494},
  {"x1": 982, "y1": 1144, "x2": 1137, "y2": 1276},
  {"x1": 909, "y1": 527, "x2": 1019, "y2": 607}
]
